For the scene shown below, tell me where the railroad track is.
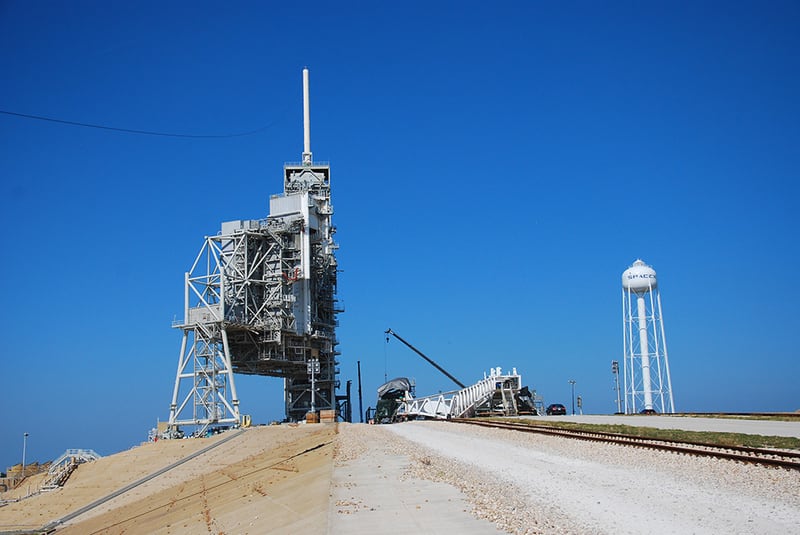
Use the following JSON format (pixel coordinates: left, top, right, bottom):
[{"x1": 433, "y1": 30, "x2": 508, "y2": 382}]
[{"x1": 450, "y1": 418, "x2": 800, "y2": 470}]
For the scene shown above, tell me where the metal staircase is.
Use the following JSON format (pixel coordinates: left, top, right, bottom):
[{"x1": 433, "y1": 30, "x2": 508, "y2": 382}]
[{"x1": 42, "y1": 449, "x2": 101, "y2": 490}]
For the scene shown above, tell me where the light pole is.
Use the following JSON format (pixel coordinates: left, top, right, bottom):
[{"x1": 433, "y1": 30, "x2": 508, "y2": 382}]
[
  {"x1": 22, "y1": 432, "x2": 29, "y2": 479},
  {"x1": 568, "y1": 380, "x2": 576, "y2": 415},
  {"x1": 307, "y1": 358, "x2": 320, "y2": 413},
  {"x1": 611, "y1": 360, "x2": 622, "y2": 414}
]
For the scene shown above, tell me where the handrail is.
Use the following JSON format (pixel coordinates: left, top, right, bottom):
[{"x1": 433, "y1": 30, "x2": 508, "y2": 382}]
[{"x1": 49, "y1": 449, "x2": 101, "y2": 474}]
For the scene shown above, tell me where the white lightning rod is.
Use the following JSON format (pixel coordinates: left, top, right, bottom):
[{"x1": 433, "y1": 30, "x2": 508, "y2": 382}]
[{"x1": 302, "y1": 67, "x2": 312, "y2": 165}]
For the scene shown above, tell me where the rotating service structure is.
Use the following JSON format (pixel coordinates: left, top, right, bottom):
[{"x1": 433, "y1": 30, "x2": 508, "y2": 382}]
[
  {"x1": 621, "y1": 259, "x2": 675, "y2": 414},
  {"x1": 167, "y1": 69, "x2": 342, "y2": 434}
]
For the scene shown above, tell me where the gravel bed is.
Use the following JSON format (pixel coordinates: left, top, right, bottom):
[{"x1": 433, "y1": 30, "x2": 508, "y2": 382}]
[{"x1": 362, "y1": 421, "x2": 800, "y2": 534}]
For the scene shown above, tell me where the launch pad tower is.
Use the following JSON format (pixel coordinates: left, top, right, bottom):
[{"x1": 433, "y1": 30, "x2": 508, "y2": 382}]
[{"x1": 167, "y1": 69, "x2": 341, "y2": 434}]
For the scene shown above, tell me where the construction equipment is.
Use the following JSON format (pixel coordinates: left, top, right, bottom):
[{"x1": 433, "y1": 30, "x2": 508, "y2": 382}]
[
  {"x1": 373, "y1": 377, "x2": 413, "y2": 423},
  {"x1": 384, "y1": 329, "x2": 465, "y2": 389},
  {"x1": 382, "y1": 329, "x2": 537, "y2": 420}
]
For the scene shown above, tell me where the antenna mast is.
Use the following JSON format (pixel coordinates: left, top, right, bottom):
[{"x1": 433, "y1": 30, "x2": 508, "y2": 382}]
[{"x1": 302, "y1": 67, "x2": 312, "y2": 165}]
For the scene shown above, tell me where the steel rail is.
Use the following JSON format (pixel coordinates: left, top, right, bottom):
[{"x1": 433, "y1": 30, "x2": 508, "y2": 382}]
[{"x1": 450, "y1": 419, "x2": 800, "y2": 470}]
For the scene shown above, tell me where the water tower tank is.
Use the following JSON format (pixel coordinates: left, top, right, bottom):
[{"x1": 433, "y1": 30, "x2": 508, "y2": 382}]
[{"x1": 622, "y1": 259, "x2": 657, "y2": 293}]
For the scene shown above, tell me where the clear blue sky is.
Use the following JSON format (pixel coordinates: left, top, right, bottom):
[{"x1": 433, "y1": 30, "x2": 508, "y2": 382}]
[{"x1": 2, "y1": 1, "x2": 798, "y2": 468}]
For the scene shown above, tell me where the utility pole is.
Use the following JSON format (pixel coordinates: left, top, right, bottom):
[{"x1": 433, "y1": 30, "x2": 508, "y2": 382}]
[
  {"x1": 357, "y1": 360, "x2": 364, "y2": 423},
  {"x1": 612, "y1": 360, "x2": 622, "y2": 414},
  {"x1": 568, "y1": 380, "x2": 576, "y2": 415},
  {"x1": 307, "y1": 358, "x2": 320, "y2": 413}
]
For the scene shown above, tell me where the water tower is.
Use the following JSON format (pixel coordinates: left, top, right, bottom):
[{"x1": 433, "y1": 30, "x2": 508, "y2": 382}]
[{"x1": 621, "y1": 259, "x2": 675, "y2": 414}]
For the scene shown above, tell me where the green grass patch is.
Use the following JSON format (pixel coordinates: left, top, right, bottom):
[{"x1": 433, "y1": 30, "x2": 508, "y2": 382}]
[
  {"x1": 676, "y1": 413, "x2": 800, "y2": 423},
  {"x1": 481, "y1": 417, "x2": 800, "y2": 451}
]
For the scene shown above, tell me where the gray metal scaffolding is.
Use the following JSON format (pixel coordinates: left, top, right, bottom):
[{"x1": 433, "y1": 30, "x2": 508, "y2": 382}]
[{"x1": 167, "y1": 69, "x2": 341, "y2": 433}]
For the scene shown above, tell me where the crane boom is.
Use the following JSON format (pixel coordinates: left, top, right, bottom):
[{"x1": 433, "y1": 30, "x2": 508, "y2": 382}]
[{"x1": 384, "y1": 329, "x2": 466, "y2": 389}]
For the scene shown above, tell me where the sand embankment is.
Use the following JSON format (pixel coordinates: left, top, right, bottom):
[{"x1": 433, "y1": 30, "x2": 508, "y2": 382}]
[{"x1": 0, "y1": 425, "x2": 334, "y2": 534}]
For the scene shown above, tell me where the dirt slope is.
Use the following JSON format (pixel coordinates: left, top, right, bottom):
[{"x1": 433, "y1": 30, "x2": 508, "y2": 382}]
[{"x1": 0, "y1": 425, "x2": 336, "y2": 534}]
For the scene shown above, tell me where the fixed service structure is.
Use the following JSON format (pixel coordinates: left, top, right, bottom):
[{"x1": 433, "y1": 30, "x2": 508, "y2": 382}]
[{"x1": 166, "y1": 69, "x2": 342, "y2": 434}]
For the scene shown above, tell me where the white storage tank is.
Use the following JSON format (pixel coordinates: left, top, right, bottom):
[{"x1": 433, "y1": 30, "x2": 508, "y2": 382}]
[{"x1": 622, "y1": 259, "x2": 657, "y2": 293}]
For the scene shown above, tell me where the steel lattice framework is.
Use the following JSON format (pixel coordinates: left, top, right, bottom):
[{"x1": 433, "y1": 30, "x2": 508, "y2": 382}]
[
  {"x1": 621, "y1": 261, "x2": 675, "y2": 415},
  {"x1": 167, "y1": 69, "x2": 341, "y2": 434}
]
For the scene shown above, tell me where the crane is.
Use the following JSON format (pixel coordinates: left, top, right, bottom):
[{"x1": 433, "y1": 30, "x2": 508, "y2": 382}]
[{"x1": 384, "y1": 329, "x2": 466, "y2": 389}]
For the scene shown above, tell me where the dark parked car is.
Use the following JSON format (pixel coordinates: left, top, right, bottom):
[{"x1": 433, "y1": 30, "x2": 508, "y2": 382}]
[
  {"x1": 640, "y1": 408, "x2": 658, "y2": 415},
  {"x1": 546, "y1": 403, "x2": 567, "y2": 415}
]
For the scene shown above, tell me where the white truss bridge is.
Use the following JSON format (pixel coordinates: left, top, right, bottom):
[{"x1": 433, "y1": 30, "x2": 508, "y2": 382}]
[{"x1": 397, "y1": 368, "x2": 523, "y2": 420}]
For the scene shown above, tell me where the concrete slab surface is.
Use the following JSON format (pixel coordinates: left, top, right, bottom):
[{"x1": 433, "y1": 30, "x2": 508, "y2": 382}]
[{"x1": 329, "y1": 430, "x2": 503, "y2": 534}]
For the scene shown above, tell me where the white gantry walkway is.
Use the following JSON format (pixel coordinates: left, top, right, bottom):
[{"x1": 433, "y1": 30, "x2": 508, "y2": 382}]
[{"x1": 397, "y1": 368, "x2": 524, "y2": 420}]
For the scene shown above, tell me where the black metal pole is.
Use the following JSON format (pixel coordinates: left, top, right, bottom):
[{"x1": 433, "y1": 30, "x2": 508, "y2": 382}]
[
  {"x1": 357, "y1": 360, "x2": 364, "y2": 423},
  {"x1": 385, "y1": 329, "x2": 466, "y2": 389},
  {"x1": 346, "y1": 380, "x2": 352, "y2": 423}
]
